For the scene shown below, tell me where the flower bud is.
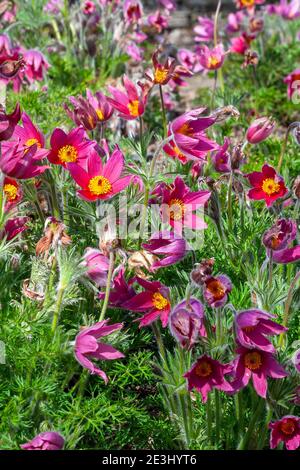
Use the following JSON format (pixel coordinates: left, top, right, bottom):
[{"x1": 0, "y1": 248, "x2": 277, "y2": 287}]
[
  {"x1": 169, "y1": 298, "x2": 206, "y2": 349},
  {"x1": 246, "y1": 116, "x2": 275, "y2": 144}
]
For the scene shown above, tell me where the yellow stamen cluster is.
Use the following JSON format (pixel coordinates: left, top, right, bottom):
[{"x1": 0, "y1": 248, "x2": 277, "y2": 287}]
[
  {"x1": 152, "y1": 292, "x2": 169, "y2": 310},
  {"x1": 58, "y1": 145, "x2": 78, "y2": 163},
  {"x1": 25, "y1": 138, "x2": 41, "y2": 148},
  {"x1": 88, "y1": 175, "x2": 112, "y2": 196},
  {"x1": 128, "y1": 100, "x2": 140, "y2": 117},
  {"x1": 168, "y1": 198, "x2": 185, "y2": 221},
  {"x1": 243, "y1": 326, "x2": 255, "y2": 333},
  {"x1": 4, "y1": 183, "x2": 18, "y2": 201},
  {"x1": 177, "y1": 123, "x2": 194, "y2": 136},
  {"x1": 195, "y1": 360, "x2": 213, "y2": 378},
  {"x1": 244, "y1": 351, "x2": 262, "y2": 371},
  {"x1": 96, "y1": 109, "x2": 105, "y2": 120},
  {"x1": 241, "y1": 0, "x2": 255, "y2": 6},
  {"x1": 261, "y1": 178, "x2": 280, "y2": 196},
  {"x1": 208, "y1": 55, "x2": 220, "y2": 68},
  {"x1": 206, "y1": 279, "x2": 226, "y2": 301},
  {"x1": 154, "y1": 68, "x2": 169, "y2": 84}
]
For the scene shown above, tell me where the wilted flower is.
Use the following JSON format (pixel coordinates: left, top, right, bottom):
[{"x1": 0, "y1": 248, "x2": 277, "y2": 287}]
[
  {"x1": 184, "y1": 355, "x2": 234, "y2": 403},
  {"x1": 249, "y1": 17, "x2": 264, "y2": 33},
  {"x1": 48, "y1": 126, "x2": 95, "y2": 167},
  {"x1": 211, "y1": 138, "x2": 231, "y2": 173},
  {"x1": 293, "y1": 175, "x2": 300, "y2": 198},
  {"x1": 242, "y1": 49, "x2": 259, "y2": 68},
  {"x1": 122, "y1": 278, "x2": 171, "y2": 328},
  {"x1": 142, "y1": 230, "x2": 188, "y2": 270},
  {"x1": 0, "y1": 51, "x2": 25, "y2": 79},
  {"x1": 194, "y1": 16, "x2": 214, "y2": 42},
  {"x1": 74, "y1": 320, "x2": 124, "y2": 383},
  {"x1": 35, "y1": 217, "x2": 71, "y2": 256},
  {"x1": 284, "y1": 69, "x2": 300, "y2": 100},
  {"x1": 68, "y1": 146, "x2": 131, "y2": 201},
  {"x1": 231, "y1": 346, "x2": 288, "y2": 398},
  {"x1": 108, "y1": 75, "x2": 147, "y2": 120},
  {"x1": 235, "y1": 309, "x2": 287, "y2": 352},
  {"x1": 246, "y1": 117, "x2": 275, "y2": 144},
  {"x1": 0, "y1": 216, "x2": 29, "y2": 241},
  {"x1": 0, "y1": 142, "x2": 49, "y2": 179},
  {"x1": 198, "y1": 44, "x2": 226, "y2": 71},
  {"x1": 0, "y1": 103, "x2": 21, "y2": 141},
  {"x1": 169, "y1": 298, "x2": 206, "y2": 349},
  {"x1": 269, "y1": 416, "x2": 300, "y2": 450},
  {"x1": 190, "y1": 258, "x2": 215, "y2": 286},
  {"x1": 21, "y1": 432, "x2": 64, "y2": 450},
  {"x1": 203, "y1": 274, "x2": 232, "y2": 308},
  {"x1": 246, "y1": 164, "x2": 288, "y2": 207}
]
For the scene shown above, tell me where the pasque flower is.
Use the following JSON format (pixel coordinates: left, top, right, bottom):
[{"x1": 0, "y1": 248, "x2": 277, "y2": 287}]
[
  {"x1": 122, "y1": 278, "x2": 171, "y2": 328},
  {"x1": 169, "y1": 108, "x2": 218, "y2": 161},
  {"x1": 83, "y1": 248, "x2": 109, "y2": 286},
  {"x1": 108, "y1": 75, "x2": 147, "y2": 120},
  {"x1": 235, "y1": 309, "x2": 287, "y2": 352},
  {"x1": 64, "y1": 90, "x2": 114, "y2": 130},
  {"x1": 268, "y1": 0, "x2": 300, "y2": 20},
  {"x1": 170, "y1": 298, "x2": 206, "y2": 349},
  {"x1": 226, "y1": 12, "x2": 244, "y2": 33},
  {"x1": 74, "y1": 320, "x2": 124, "y2": 383},
  {"x1": 263, "y1": 219, "x2": 300, "y2": 264},
  {"x1": 23, "y1": 49, "x2": 50, "y2": 83},
  {"x1": 1, "y1": 216, "x2": 29, "y2": 241},
  {"x1": 163, "y1": 138, "x2": 188, "y2": 164},
  {"x1": 231, "y1": 346, "x2": 288, "y2": 398},
  {"x1": 203, "y1": 274, "x2": 232, "y2": 308},
  {"x1": 0, "y1": 142, "x2": 49, "y2": 179},
  {"x1": 68, "y1": 146, "x2": 131, "y2": 201},
  {"x1": 184, "y1": 355, "x2": 234, "y2": 402},
  {"x1": 98, "y1": 266, "x2": 136, "y2": 307},
  {"x1": 21, "y1": 431, "x2": 64, "y2": 450},
  {"x1": 236, "y1": 0, "x2": 265, "y2": 8},
  {"x1": 269, "y1": 416, "x2": 300, "y2": 450},
  {"x1": 3, "y1": 176, "x2": 23, "y2": 211},
  {"x1": 198, "y1": 44, "x2": 226, "y2": 71},
  {"x1": 0, "y1": 103, "x2": 21, "y2": 141},
  {"x1": 142, "y1": 230, "x2": 188, "y2": 270},
  {"x1": 284, "y1": 68, "x2": 300, "y2": 100},
  {"x1": 230, "y1": 33, "x2": 255, "y2": 55},
  {"x1": 0, "y1": 51, "x2": 25, "y2": 79},
  {"x1": 11, "y1": 111, "x2": 49, "y2": 161},
  {"x1": 159, "y1": 176, "x2": 211, "y2": 232},
  {"x1": 246, "y1": 164, "x2": 288, "y2": 207},
  {"x1": 211, "y1": 138, "x2": 231, "y2": 173},
  {"x1": 246, "y1": 117, "x2": 275, "y2": 144},
  {"x1": 48, "y1": 126, "x2": 95, "y2": 167},
  {"x1": 145, "y1": 49, "x2": 191, "y2": 86},
  {"x1": 148, "y1": 10, "x2": 168, "y2": 33},
  {"x1": 123, "y1": 0, "x2": 143, "y2": 24},
  {"x1": 194, "y1": 16, "x2": 214, "y2": 42},
  {"x1": 0, "y1": 34, "x2": 11, "y2": 55}
]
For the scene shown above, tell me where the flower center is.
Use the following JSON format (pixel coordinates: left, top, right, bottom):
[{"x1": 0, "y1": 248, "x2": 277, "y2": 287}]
[
  {"x1": 152, "y1": 292, "x2": 169, "y2": 310},
  {"x1": 154, "y1": 68, "x2": 169, "y2": 84},
  {"x1": 96, "y1": 109, "x2": 105, "y2": 120},
  {"x1": 208, "y1": 55, "x2": 220, "y2": 68},
  {"x1": 244, "y1": 351, "x2": 262, "y2": 370},
  {"x1": 4, "y1": 183, "x2": 18, "y2": 201},
  {"x1": 280, "y1": 419, "x2": 296, "y2": 436},
  {"x1": 206, "y1": 279, "x2": 226, "y2": 300},
  {"x1": 195, "y1": 360, "x2": 213, "y2": 377},
  {"x1": 173, "y1": 145, "x2": 187, "y2": 162},
  {"x1": 169, "y1": 198, "x2": 185, "y2": 221},
  {"x1": 88, "y1": 176, "x2": 112, "y2": 196},
  {"x1": 243, "y1": 326, "x2": 255, "y2": 333},
  {"x1": 25, "y1": 138, "x2": 41, "y2": 148},
  {"x1": 58, "y1": 145, "x2": 78, "y2": 163},
  {"x1": 241, "y1": 0, "x2": 255, "y2": 6},
  {"x1": 177, "y1": 123, "x2": 194, "y2": 136},
  {"x1": 128, "y1": 100, "x2": 139, "y2": 117},
  {"x1": 261, "y1": 178, "x2": 280, "y2": 196}
]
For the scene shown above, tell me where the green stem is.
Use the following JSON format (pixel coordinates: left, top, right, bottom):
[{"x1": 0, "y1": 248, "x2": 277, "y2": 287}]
[
  {"x1": 51, "y1": 287, "x2": 65, "y2": 333},
  {"x1": 268, "y1": 250, "x2": 273, "y2": 289},
  {"x1": 235, "y1": 392, "x2": 244, "y2": 440},
  {"x1": 206, "y1": 394, "x2": 213, "y2": 446},
  {"x1": 159, "y1": 84, "x2": 167, "y2": 139},
  {"x1": 227, "y1": 171, "x2": 233, "y2": 233},
  {"x1": 49, "y1": 178, "x2": 61, "y2": 219},
  {"x1": 62, "y1": 189, "x2": 70, "y2": 228},
  {"x1": 237, "y1": 398, "x2": 265, "y2": 450},
  {"x1": 216, "y1": 308, "x2": 223, "y2": 345},
  {"x1": 214, "y1": 389, "x2": 221, "y2": 444},
  {"x1": 99, "y1": 251, "x2": 114, "y2": 322},
  {"x1": 277, "y1": 126, "x2": 290, "y2": 173},
  {"x1": 151, "y1": 321, "x2": 167, "y2": 361},
  {"x1": 139, "y1": 184, "x2": 149, "y2": 242},
  {"x1": 278, "y1": 271, "x2": 300, "y2": 348},
  {"x1": 45, "y1": 257, "x2": 57, "y2": 306},
  {"x1": 257, "y1": 405, "x2": 272, "y2": 449}
]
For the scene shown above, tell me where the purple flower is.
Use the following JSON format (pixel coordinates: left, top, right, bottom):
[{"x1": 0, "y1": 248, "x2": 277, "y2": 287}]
[
  {"x1": 74, "y1": 320, "x2": 124, "y2": 383},
  {"x1": 194, "y1": 16, "x2": 214, "y2": 43},
  {"x1": 198, "y1": 44, "x2": 226, "y2": 71},
  {"x1": 211, "y1": 138, "x2": 231, "y2": 173},
  {"x1": 263, "y1": 219, "x2": 300, "y2": 264},
  {"x1": 98, "y1": 266, "x2": 136, "y2": 307},
  {"x1": 226, "y1": 11, "x2": 245, "y2": 33},
  {"x1": 269, "y1": 416, "x2": 300, "y2": 450},
  {"x1": 235, "y1": 309, "x2": 287, "y2": 353},
  {"x1": 203, "y1": 275, "x2": 232, "y2": 308},
  {"x1": 169, "y1": 298, "x2": 206, "y2": 349},
  {"x1": 231, "y1": 346, "x2": 288, "y2": 398},
  {"x1": 21, "y1": 432, "x2": 64, "y2": 450},
  {"x1": 83, "y1": 248, "x2": 109, "y2": 286},
  {"x1": 142, "y1": 230, "x2": 188, "y2": 270},
  {"x1": 184, "y1": 355, "x2": 234, "y2": 402},
  {"x1": 1, "y1": 217, "x2": 30, "y2": 241},
  {"x1": 246, "y1": 117, "x2": 276, "y2": 144}
]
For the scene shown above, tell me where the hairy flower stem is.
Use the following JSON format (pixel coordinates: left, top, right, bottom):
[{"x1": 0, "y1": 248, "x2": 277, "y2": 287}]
[
  {"x1": 257, "y1": 405, "x2": 272, "y2": 449},
  {"x1": 210, "y1": 71, "x2": 218, "y2": 110},
  {"x1": 159, "y1": 84, "x2": 167, "y2": 139},
  {"x1": 214, "y1": 389, "x2": 221, "y2": 444},
  {"x1": 206, "y1": 394, "x2": 213, "y2": 446},
  {"x1": 51, "y1": 287, "x2": 65, "y2": 333},
  {"x1": 235, "y1": 392, "x2": 244, "y2": 440},
  {"x1": 216, "y1": 308, "x2": 223, "y2": 345},
  {"x1": 62, "y1": 189, "x2": 69, "y2": 228},
  {"x1": 237, "y1": 397, "x2": 265, "y2": 450},
  {"x1": 268, "y1": 250, "x2": 273, "y2": 288},
  {"x1": 99, "y1": 251, "x2": 114, "y2": 322},
  {"x1": 139, "y1": 184, "x2": 149, "y2": 242},
  {"x1": 277, "y1": 126, "x2": 291, "y2": 173},
  {"x1": 45, "y1": 257, "x2": 57, "y2": 306},
  {"x1": 278, "y1": 270, "x2": 300, "y2": 348},
  {"x1": 227, "y1": 171, "x2": 233, "y2": 233},
  {"x1": 151, "y1": 321, "x2": 167, "y2": 361},
  {"x1": 139, "y1": 116, "x2": 144, "y2": 150}
]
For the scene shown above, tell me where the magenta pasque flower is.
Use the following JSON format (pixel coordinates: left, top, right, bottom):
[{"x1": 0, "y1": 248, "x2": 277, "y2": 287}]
[
  {"x1": 21, "y1": 431, "x2": 64, "y2": 450},
  {"x1": 0, "y1": 142, "x2": 49, "y2": 179},
  {"x1": 230, "y1": 33, "x2": 254, "y2": 54},
  {"x1": 198, "y1": 44, "x2": 226, "y2": 71},
  {"x1": 23, "y1": 49, "x2": 50, "y2": 83},
  {"x1": 123, "y1": 0, "x2": 143, "y2": 24},
  {"x1": 142, "y1": 230, "x2": 188, "y2": 270},
  {"x1": 1, "y1": 216, "x2": 30, "y2": 241},
  {"x1": 159, "y1": 176, "x2": 211, "y2": 232},
  {"x1": 3, "y1": 177, "x2": 23, "y2": 211},
  {"x1": 83, "y1": 248, "x2": 109, "y2": 286},
  {"x1": 68, "y1": 146, "x2": 131, "y2": 201},
  {"x1": 269, "y1": 416, "x2": 300, "y2": 450},
  {"x1": 246, "y1": 117, "x2": 275, "y2": 144},
  {"x1": 235, "y1": 309, "x2": 287, "y2": 352},
  {"x1": 231, "y1": 346, "x2": 288, "y2": 398},
  {"x1": 0, "y1": 103, "x2": 21, "y2": 141},
  {"x1": 193, "y1": 16, "x2": 214, "y2": 42},
  {"x1": 74, "y1": 320, "x2": 124, "y2": 383},
  {"x1": 284, "y1": 68, "x2": 300, "y2": 100},
  {"x1": 236, "y1": 0, "x2": 265, "y2": 9},
  {"x1": 11, "y1": 111, "x2": 49, "y2": 161},
  {"x1": 246, "y1": 164, "x2": 288, "y2": 207},
  {"x1": 122, "y1": 278, "x2": 171, "y2": 328},
  {"x1": 98, "y1": 266, "x2": 136, "y2": 307},
  {"x1": 268, "y1": 0, "x2": 300, "y2": 20},
  {"x1": 48, "y1": 126, "x2": 95, "y2": 167},
  {"x1": 184, "y1": 355, "x2": 234, "y2": 402},
  {"x1": 148, "y1": 11, "x2": 168, "y2": 33},
  {"x1": 169, "y1": 298, "x2": 206, "y2": 349},
  {"x1": 262, "y1": 218, "x2": 300, "y2": 264},
  {"x1": 211, "y1": 137, "x2": 231, "y2": 173},
  {"x1": 226, "y1": 11, "x2": 245, "y2": 33},
  {"x1": 169, "y1": 108, "x2": 218, "y2": 161},
  {"x1": 203, "y1": 275, "x2": 232, "y2": 308},
  {"x1": 108, "y1": 75, "x2": 147, "y2": 120}
]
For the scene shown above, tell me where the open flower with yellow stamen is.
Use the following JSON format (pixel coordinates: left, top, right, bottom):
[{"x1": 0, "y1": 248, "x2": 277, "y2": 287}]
[
  {"x1": 67, "y1": 146, "x2": 131, "y2": 201},
  {"x1": 12, "y1": 111, "x2": 48, "y2": 157},
  {"x1": 269, "y1": 415, "x2": 300, "y2": 450},
  {"x1": 198, "y1": 44, "x2": 226, "y2": 71},
  {"x1": 184, "y1": 355, "x2": 234, "y2": 403},
  {"x1": 246, "y1": 164, "x2": 288, "y2": 207},
  {"x1": 122, "y1": 278, "x2": 171, "y2": 328},
  {"x1": 48, "y1": 126, "x2": 95, "y2": 167},
  {"x1": 145, "y1": 49, "x2": 192, "y2": 87},
  {"x1": 3, "y1": 177, "x2": 23, "y2": 212},
  {"x1": 230, "y1": 346, "x2": 288, "y2": 398},
  {"x1": 107, "y1": 75, "x2": 147, "y2": 120},
  {"x1": 236, "y1": 0, "x2": 265, "y2": 9},
  {"x1": 203, "y1": 274, "x2": 232, "y2": 308}
]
